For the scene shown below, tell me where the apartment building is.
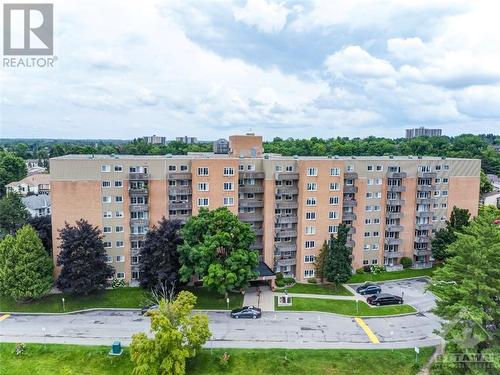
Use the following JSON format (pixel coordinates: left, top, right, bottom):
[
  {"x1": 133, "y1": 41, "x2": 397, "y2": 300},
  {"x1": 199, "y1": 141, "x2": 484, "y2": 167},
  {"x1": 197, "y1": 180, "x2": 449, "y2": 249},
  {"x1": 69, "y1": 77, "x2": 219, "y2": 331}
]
[
  {"x1": 405, "y1": 127, "x2": 443, "y2": 138},
  {"x1": 50, "y1": 134, "x2": 480, "y2": 283}
]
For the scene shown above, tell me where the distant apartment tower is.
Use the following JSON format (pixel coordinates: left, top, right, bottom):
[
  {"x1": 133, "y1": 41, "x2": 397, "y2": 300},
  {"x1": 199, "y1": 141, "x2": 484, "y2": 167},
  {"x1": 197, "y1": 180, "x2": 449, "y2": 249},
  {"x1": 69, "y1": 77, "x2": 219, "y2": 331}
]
[
  {"x1": 50, "y1": 134, "x2": 480, "y2": 283},
  {"x1": 406, "y1": 127, "x2": 442, "y2": 138},
  {"x1": 143, "y1": 135, "x2": 166, "y2": 145},
  {"x1": 176, "y1": 136, "x2": 197, "y2": 144},
  {"x1": 213, "y1": 138, "x2": 229, "y2": 154}
]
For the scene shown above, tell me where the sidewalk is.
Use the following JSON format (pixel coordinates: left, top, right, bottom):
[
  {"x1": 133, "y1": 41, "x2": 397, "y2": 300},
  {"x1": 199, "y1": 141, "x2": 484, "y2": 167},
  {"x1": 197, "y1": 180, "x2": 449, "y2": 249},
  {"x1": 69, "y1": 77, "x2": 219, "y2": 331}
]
[
  {"x1": 274, "y1": 292, "x2": 358, "y2": 301},
  {"x1": 243, "y1": 287, "x2": 275, "y2": 311}
]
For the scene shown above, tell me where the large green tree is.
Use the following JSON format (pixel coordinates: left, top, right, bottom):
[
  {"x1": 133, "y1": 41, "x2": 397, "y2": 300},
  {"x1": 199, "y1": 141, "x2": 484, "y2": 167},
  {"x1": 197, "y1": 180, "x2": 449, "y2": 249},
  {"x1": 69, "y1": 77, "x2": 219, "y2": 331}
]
[
  {"x1": 130, "y1": 291, "x2": 211, "y2": 375},
  {"x1": 314, "y1": 240, "x2": 328, "y2": 283},
  {"x1": 325, "y1": 224, "x2": 352, "y2": 286},
  {"x1": 139, "y1": 218, "x2": 182, "y2": 291},
  {"x1": 429, "y1": 206, "x2": 500, "y2": 374},
  {"x1": 56, "y1": 219, "x2": 114, "y2": 295},
  {"x1": 0, "y1": 151, "x2": 27, "y2": 196},
  {"x1": 432, "y1": 206, "x2": 471, "y2": 261},
  {"x1": 0, "y1": 225, "x2": 53, "y2": 301},
  {"x1": 27, "y1": 215, "x2": 52, "y2": 255},
  {"x1": 179, "y1": 207, "x2": 258, "y2": 296},
  {"x1": 0, "y1": 193, "x2": 29, "y2": 237},
  {"x1": 480, "y1": 170, "x2": 493, "y2": 195}
]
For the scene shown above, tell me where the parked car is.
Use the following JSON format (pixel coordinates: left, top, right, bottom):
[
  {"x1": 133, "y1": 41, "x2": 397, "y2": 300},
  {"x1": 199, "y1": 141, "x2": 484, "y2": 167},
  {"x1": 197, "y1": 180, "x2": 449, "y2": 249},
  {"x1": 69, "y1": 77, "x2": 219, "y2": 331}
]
[
  {"x1": 367, "y1": 293, "x2": 403, "y2": 306},
  {"x1": 356, "y1": 283, "x2": 381, "y2": 295},
  {"x1": 141, "y1": 304, "x2": 159, "y2": 315},
  {"x1": 230, "y1": 305, "x2": 262, "y2": 319}
]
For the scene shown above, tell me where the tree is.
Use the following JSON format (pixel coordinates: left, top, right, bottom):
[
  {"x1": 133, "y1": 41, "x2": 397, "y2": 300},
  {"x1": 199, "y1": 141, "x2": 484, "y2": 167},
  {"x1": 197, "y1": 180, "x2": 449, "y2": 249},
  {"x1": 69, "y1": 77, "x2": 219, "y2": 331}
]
[
  {"x1": 480, "y1": 170, "x2": 493, "y2": 195},
  {"x1": 0, "y1": 193, "x2": 29, "y2": 237},
  {"x1": 325, "y1": 224, "x2": 352, "y2": 286},
  {"x1": 179, "y1": 207, "x2": 258, "y2": 297},
  {"x1": 27, "y1": 215, "x2": 52, "y2": 255},
  {"x1": 0, "y1": 225, "x2": 53, "y2": 300},
  {"x1": 432, "y1": 206, "x2": 471, "y2": 261},
  {"x1": 314, "y1": 240, "x2": 328, "y2": 283},
  {"x1": 130, "y1": 291, "x2": 211, "y2": 375},
  {"x1": 56, "y1": 219, "x2": 114, "y2": 295},
  {"x1": 0, "y1": 151, "x2": 27, "y2": 196},
  {"x1": 429, "y1": 206, "x2": 500, "y2": 374},
  {"x1": 139, "y1": 218, "x2": 182, "y2": 291}
]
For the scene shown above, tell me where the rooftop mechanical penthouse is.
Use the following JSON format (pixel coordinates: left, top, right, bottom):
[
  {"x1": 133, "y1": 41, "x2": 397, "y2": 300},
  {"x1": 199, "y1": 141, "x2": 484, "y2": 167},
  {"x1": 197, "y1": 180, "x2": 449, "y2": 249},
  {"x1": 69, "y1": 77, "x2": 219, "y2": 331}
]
[{"x1": 50, "y1": 134, "x2": 480, "y2": 282}]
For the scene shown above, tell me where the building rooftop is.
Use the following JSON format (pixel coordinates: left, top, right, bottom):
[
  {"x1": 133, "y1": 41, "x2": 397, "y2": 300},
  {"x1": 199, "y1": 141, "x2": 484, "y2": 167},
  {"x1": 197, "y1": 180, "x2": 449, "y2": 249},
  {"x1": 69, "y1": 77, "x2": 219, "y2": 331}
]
[
  {"x1": 6, "y1": 173, "x2": 50, "y2": 187},
  {"x1": 22, "y1": 194, "x2": 51, "y2": 210}
]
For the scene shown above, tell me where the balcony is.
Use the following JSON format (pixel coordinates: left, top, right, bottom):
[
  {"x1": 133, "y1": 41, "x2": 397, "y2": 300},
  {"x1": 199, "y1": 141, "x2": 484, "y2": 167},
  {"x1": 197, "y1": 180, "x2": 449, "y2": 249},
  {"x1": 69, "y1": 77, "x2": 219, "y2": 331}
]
[
  {"x1": 412, "y1": 261, "x2": 433, "y2": 269},
  {"x1": 343, "y1": 199, "x2": 357, "y2": 207},
  {"x1": 275, "y1": 172, "x2": 299, "y2": 181},
  {"x1": 386, "y1": 211, "x2": 404, "y2": 219},
  {"x1": 129, "y1": 188, "x2": 148, "y2": 196},
  {"x1": 276, "y1": 229, "x2": 297, "y2": 238},
  {"x1": 250, "y1": 241, "x2": 263, "y2": 250},
  {"x1": 169, "y1": 201, "x2": 192, "y2": 210},
  {"x1": 387, "y1": 172, "x2": 407, "y2": 178},
  {"x1": 130, "y1": 233, "x2": 147, "y2": 241},
  {"x1": 344, "y1": 171, "x2": 358, "y2": 179},
  {"x1": 168, "y1": 172, "x2": 192, "y2": 180},
  {"x1": 342, "y1": 212, "x2": 356, "y2": 221},
  {"x1": 417, "y1": 185, "x2": 434, "y2": 192},
  {"x1": 414, "y1": 248, "x2": 432, "y2": 256},
  {"x1": 416, "y1": 211, "x2": 433, "y2": 218},
  {"x1": 385, "y1": 224, "x2": 403, "y2": 231},
  {"x1": 388, "y1": 185, "x2": 406, "y2": 192},
  {"x1": 415, "y1": 235, "x2": 431, "y2": 244},
  {"x1": 129, "y1": 172, "x2": 149, "y2": 180},
  {"x1": 239, "y1": 185, "x2": 265, "y2": 193},
  {"x1": 276, "y1": 215, "x2": 298, "y2": 224},
  {"x1": 384, "y1": 237, "x2": 402, "y2": 246},
  {"x1": 386, "y1": 264, "x2": 404, "y2": 272},
  {"x1": 346, "y1": 239, "x2": 355, "y2": 247},
  {"x1": 348, "y1": 226, "x2": 356, "y2": 235},
  {"x1": 253, "y1": 228, "x2": 264, "y2": 236},
  {"x1": 276, "y1": 258, "x2": 297, "y2": 267},
  {"x1": 239, "y1": 200, "x2": 264, "y2": 208},
  {"x1": 240, "y1": 171, "x2": 265, "y2": 179},
  {"x1": 416, "y1": 197, "x2": 433, "y2": 204},
  {"x1": 343, "y1": 185, "x2": 358, "y2": 194},
  {"x1": 276, "y1": 187, "x2": 299, "y2": 195},
  {"x1": 387, "y1": 199, "x2": 405, "y2": 206},
  {"x1": 415, "y1": 223, "x2": 433, "y2": 231},
  {"x1": 276, "y1": 201, "x2": 298, "y2": 209},
  {"x1": 130, "y1": 218, "x2": 149, "y2": 226},
  {"x1": 168, "y1": 187, "x2": 192, "y2": 195},
  {"x1": 169, "y1": 214, "x2": 190, "y2": 223},
  {"x1": 130, "y1": 204, "x2": 148, "y2": 212},
  {"x1": 384, "y1": 251, "x2": 404, "y2": 259},
  {"x1": 274, "y1": 243, "x2": 297, "y2": 252},
  {"x1": 239, "y1": 213, "x2": 264, "y2": 222},
  {"x1": 418, "y1": 172, "x2": 437, "y2": 178}
]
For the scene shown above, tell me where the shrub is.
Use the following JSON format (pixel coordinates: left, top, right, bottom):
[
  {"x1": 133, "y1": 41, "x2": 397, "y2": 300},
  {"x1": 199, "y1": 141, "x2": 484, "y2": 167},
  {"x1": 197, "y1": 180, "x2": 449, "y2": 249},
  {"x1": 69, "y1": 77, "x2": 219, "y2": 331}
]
[
  {"x1": 111, "y1": 278, "x2": 126, "y2": 288},
  {"x1": 282, "y1": 277, "x2": 295, "y2": 285},
  {"x1": 307, "y1": 277, "x2": 317, "y2": 284},
  {"x1": 275, "y1": 279, "x2": 286, "y2": 287},
  {"x1": 355, "y1": 268, "x2": 364, "y2": 274},
  {"x1": 363, "y1": 265, "x2": 371, "y2": 273},
  {"x1": 275, "y1": 272, "x2": 284, "y2": 281},
  {"x1": 218, "y1": 352, "x2": 231, "y2": 368},
  {"x1": 15, "y1": 343, "x2": 25, "y2": 356},
  {"x1": 400, "y1": 257, "x2": 412, "y2": 269},
  {"x1": 370, "y1": 265, "x2": 385, "y2": 275}
]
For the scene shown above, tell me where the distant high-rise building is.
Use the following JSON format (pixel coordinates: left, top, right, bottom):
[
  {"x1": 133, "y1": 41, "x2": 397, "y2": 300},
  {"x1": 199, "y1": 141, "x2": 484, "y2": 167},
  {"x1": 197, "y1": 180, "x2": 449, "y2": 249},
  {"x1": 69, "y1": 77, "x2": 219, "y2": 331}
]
[
  {"x1": 406, "y1": 127, "x2": 442, "y2": 138},
  {"x1": 176, "y1": 136, "x2": 198, "y2": 144},
  {"x1": 213, "y1": 138, "x2": 229, "y2": 154},
  {"x1": 143, "y1": 135, "x2": 166, "y2": 145}
]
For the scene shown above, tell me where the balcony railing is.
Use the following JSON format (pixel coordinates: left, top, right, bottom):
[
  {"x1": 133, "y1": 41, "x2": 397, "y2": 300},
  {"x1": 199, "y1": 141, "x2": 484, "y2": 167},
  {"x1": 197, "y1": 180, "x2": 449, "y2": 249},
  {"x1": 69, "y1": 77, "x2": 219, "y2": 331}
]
[
  {"x1": 348, "y1": 226, "x2": 356, "y2": 235},
  {"x1": 415, "y1": 223, "x2": 433, "y2": 230},
  {"x1": 343, "y1": 199, "x2": 357, "y2": 207},
  {"x1": 239, "y1": 185, "x2": 264, "y2": 193},
  {"x1": 276, "y1": 187, "x2": 299, "y2": 195},
  {"x1": 415, "y1": 235, "x2": 432, "y2": 244},
  {"x1": 239, "y1": 200, "x2": 264, "y2": 208},
  {"x1": 129, "y1": 188, "x2": 148, "y2": 196},
  {"x1": 417, "y1": 172, "x2": 437, "y2": 178},
  {"x1": 385, "y1": 224, "x2": 403, "y2": 231},
  {"x1": 417, "y1": 185, "x2": 434, "y2": 192},
  {"x1": 250, "y1": 241, "x2": 263, "y2": 250},
  {"x1": 240, "y1": 171, "x2": 265, "y2": 179},
  {"x1": 346, "y1": 239, "x2": 355, "y2": 247},
  {"x1": 342, "y1": 212, "x2": 357, "y2": 221},
  {"x1": 416, "y1": 197, "x2": 433, "y2": 204},
  {"x1": 388, "y1": 185, "x2": 406, "y2": 192},
  {"x1": 130, "y1": 233, "x2": 147, "y2": 241},
  {"x1": 386, "y1": 264, "x2": 404, "y2": 272},
  {"x1": 275, "y1": 258, "x2": 297, "y2": 266},
  {"x1": 169, "y1": 214, "x2": 190, "y2": 223},
  {"x1": 276, "y1": 215, "x2": 298, "y2": 224},
  {"x1": 168, "y1": 187, "x2": 192, "y2": 195},
  {"x1": 412, "y1": 261, "x2": 433, "y2": 269},
  {"x1": 414, "y1": 248, "x2": 432, "y2": 256},
  {"x1": 253, "y1": 228, "x2": 264, "y2": 236},
  {"x1": 275, "y1": 201, "x2": 298, "y2": 209},
  {"x1": 387, "y1": 199, "x2": 405, "y2": 206},
  {"x1": 168, "y1": 172, "x2": 192, "y2": 180},
  {"x1": 344, "y1": 171, "x2": 358, "y2": 179},
  {"x1": 274, "y1": 243, "x2": 297, "y2": 252},
  {"x1": 387, "y1": 172, "x2": 407, "y2": 178},
  {"x1": 384, "y1": 251, "x2": 404, "y2": 258},
  {"x1": 384, "y1": 237, "x2": 402, "y2": 246},
  {"x1": 386, "y1": 211, "x2": 404, "y2": 219},
  {"x1": 129, "y1": 172, "x2": 149, "y2": 180},
  {"x1": 130, "y1": 218, "x2": 149, "y2": 226},
  {"x1": 169, "y1": 201, "x2": 192, "y2": 210},
  {"x1": 343, "y1": 185, "x2": 358, "y2": 194},
  {"x1": 275, "y1": 229, "x2": 297, "y2": 238},
  {"x1": 239, "y1": 213, "x2": 264, "y2": 222},
  {"x1": 275, "y1": 172, "x2": 299, "y2": 181},
  {"x1": 130, "y1": 204, "x2": 148, "y2": 212},
  {"x1": 416, "y1": 211, "x2": 433, "y2": 218}
]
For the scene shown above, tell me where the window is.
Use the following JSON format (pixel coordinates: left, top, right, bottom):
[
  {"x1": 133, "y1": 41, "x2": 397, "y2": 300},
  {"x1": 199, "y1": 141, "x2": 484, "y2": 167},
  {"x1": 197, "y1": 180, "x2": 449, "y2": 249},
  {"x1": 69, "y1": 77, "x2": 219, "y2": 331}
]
[
  {"x1": 441, "y1": 203, "x2": 448, "y2": 208},
  {"x1": 365, "y1": 218, "x2": 372, "y2": 225},
  {"x1": 115, "y1": 196, "x2": 123, "y2": 203},
  {"x1": 101, "y1": 165, "x2": 110, "y2": 172},
  {"x1": 306, "y1": 182, "x2": 317, "y2": 191},
  {"x1": 114, "y1": 165, "x2": 123, "y2": 172},
  {"x1": 223, "y1": 197, "x2": 234, "y2": 206},
  {"x1": 180, "y1": 165, "x2": 188, "y2": 171},
  {"x1": 434, "y1": 190, "x2": 441, "y2": 197},
  {"x1": 115, "y1": 211, "x2": 124, "y2": 218},
  {"x1": 363, "y1": 260, "x2": 369, "y2": 265},
  {"x1": 372, "y1": 244, "x2": 379, "y2": 250},
  {"x1": 376, "y1": 178, "x2": 383, "y2": 185},
  {"x1": 116, "y1": 272, "x2": 125, "y2": 279},
  {"x1": 102, "y1": 196, "x2": 111, "y2": 203},
  {"x1": 304, "y1": 269, "x2": 315, "y2": 278},
  {"x1": 102, "y1": 181, "x2": 111, "y2": 188},
  {"x1": 444, "y1": 165, "x2": 450, "y2": 170},
  {"x1": 304, "y1": 255, "x2": 315, "y2": 263},
  {"x1": 376, "y1": 165, "x2": 383, "y2": 171},
  {"x1": 364, "y1": 245, "x2": 370, "y2": 251},
  {"x1": 435, "y1": 165, "x2": 442, "y2": 171},
  {"x1": 197, "y1": 182, "x2": 209, "y2": 191},
  {"x1": 374, "y1": 192, "x2": 382, "y2": 198},
  {"x1": 328, "y1": 211, "x2": 338, "y2": 219},
  {"x1": 328, "y1": 225, "x2": 338, "y2": 234},
  {"x1": 197, "y1": 198, "x2": 209, "y2": 207},
  {"x1": 329, "y1": 182, "x2": 339, "y2": 190},
  {"x1": 366, "y1": 192, "x2": 373, "y2": 199},
  {"x1": 374, "y1": 205, "x2": 381, "y2": 211},
  {"x1": 364, "y1": 232, "x2": 371, "y2": 237},
  {"x1": 373, "y1": 218, "x2": 380, "y2": 224},
  {"x1": 347, "y1": 165, "x2": 354, "y2": 172},
  {"x1": 103, "y1": 226, "x2": 112, "y2": 233},
  {"x1": 367, "y1": 165, "x2": 373, "y2": 171},
  {"x1": 442, "y1": 190, "x2": 448, "y2": 196},
  {"x1": 435, "y1": 178, "x2": 441, "y2": 183},
  {"x1": 443, "y1": 178, "x2": 449, "y2": 184},
  {"x1": 330, "y1": 167, "x2": 340, "y2": 176},
  {"x1": 307, "y1": 167, "x2": 318, "y2": 176},
  {"x1": 305, "y1": 226, "x2": 316, "y2": 235},
  {"x1": 115, "y1": 226, "x2": 124, "y2": 233},
  {"x1": 103, "y1": 211, "x2": 112, "y2": 218},
  {"x1": 371, "y1": 259, "x2": 378, "y2": 265},
  {"x1": 169, "y1": 165, "x2": 177, "y2": 171},
  {"x1": 223, "y1": 167, "x2": 235, "y2": 176},
  {"x1": 305, "y1": 212, "x2": 316, "y2": 220},
  {"x1": 367, "y1": 179, "x2": 374, "y2": 185},
  {"x1": 103, "y1": 241, "x2": 112, "y2": 248},
  {"x1": 433, "y1": 203, "x2": 439, "y2": 209},
  {"x1": 306, "y1": 197, "x2": 317, "y2": 206},
  {"x1": 105, "y1": 255, "x2": 113, "y2": 263},
  {"x1": 372, "y1": 231, "x2": 379, "y2": 237},
  {"x1": 239, "y1": 164, "x2": 244, "y2": 171},
  {"x1": 305, "y1": 240, "x2": 315, "y2": 249},
  {"x1": 114, "y1": 180, "x2": 123, "y2": 187},
  {"x1": 329, "y1": 196, "x2": 339, "y2": 205},
  {"x1": 197, "y1": 167, "x2": 209, "y2": 176},
  {"x1": 365, "y1": 205, "x2": 373, "y2": 212},
  {"x1": 116, "y1": 241, "x2": 124, "y2": 248},
  {"x1": 223, "y1": 182, "x2": 234, "y2": 191}
]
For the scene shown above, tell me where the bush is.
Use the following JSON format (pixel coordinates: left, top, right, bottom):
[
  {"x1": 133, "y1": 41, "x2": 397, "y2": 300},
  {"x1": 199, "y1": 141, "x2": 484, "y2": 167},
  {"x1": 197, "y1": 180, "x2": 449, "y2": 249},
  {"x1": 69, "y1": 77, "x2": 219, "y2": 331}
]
[
  {"x1": 307, "y1": 277, "x2": 317, "y2": 284},
  {"x1": 275, "y1": 279, "x2": 285, "y2": 287},
  {"x1": 283, "y1": 277, "x2": 295, "y2": 285},
  {"x1": 363, "y1": 265, "x2": 371, "y2": 273},
  {"x1": 218, "y1": 352, "x2": 231, "y2": 368},
  {"x1": 370, "y1": 265, "x2": 385, "y2": 275},
  {"x1": 355, "y1": 268, "x2": 364, "y2": 274},
  {"x1": 111, "y1": 278, "x2": 126, "y2": 288},
  {"x1": 275, "y1": 272, "x2": 283, "y2": 281},
  {"x1": 15, "y1": 343, "x2": 25, "y2": 356},
  {"x1": 400, "y1": 257, "x2": 412, "y2": 269}
]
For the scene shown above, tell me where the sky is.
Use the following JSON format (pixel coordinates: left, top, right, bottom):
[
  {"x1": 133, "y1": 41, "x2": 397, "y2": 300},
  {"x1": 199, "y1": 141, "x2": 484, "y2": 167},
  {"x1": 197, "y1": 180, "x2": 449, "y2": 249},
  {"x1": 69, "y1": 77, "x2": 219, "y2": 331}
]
[{"x1": 1, "y1": 0, "x2": 500, "y2": 140}]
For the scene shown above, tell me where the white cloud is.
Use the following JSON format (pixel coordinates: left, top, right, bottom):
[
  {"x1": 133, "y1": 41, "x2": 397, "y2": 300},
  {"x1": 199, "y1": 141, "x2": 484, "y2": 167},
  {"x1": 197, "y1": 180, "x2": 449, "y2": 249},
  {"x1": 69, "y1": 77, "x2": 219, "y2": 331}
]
[
  {"x1": 233, "y1": 0, "x2": 290, "y2": 33},
  {"x1": 325, "y1": 46, "x2": 396, "y2": 78}
]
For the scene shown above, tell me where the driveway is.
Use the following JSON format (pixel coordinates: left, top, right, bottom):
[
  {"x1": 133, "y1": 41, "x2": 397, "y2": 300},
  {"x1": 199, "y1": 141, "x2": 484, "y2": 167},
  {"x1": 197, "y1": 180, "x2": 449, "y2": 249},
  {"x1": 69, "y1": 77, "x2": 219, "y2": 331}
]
[{"x1": 349, "y1": 277, "x2": 436, "y2": 312}]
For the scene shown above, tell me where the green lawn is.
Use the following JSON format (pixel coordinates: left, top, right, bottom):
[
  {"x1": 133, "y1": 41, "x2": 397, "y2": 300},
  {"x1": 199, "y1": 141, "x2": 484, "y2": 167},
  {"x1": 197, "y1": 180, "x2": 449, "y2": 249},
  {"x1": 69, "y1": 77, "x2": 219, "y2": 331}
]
[
  {"x1": 275, "y1": 297, "x2": 416, "y2": 316},
  {"x1": 276, "y1": 282, "x2": 353, "y2": 296},
  {"x1": 0, "y1": 343, "x2": 435, "y2": 375},
  {"x1": 0, "y1": 287, "x2": 243, "y2": 313},
  {"x1": 348, "y1": 267, "x2": 437, "y2": 283}
]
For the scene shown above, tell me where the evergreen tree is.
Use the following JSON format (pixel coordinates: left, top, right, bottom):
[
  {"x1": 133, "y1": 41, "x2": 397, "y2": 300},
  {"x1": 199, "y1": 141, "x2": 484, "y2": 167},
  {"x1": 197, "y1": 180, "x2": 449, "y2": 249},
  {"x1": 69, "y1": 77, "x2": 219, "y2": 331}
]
[
  {"x1": 314, "y1": 240, "x2": 328, "y2": 283},
  {"x1": 56, "y1": 219, "x2": 114, "y2": 295},
  {"x1": 432, "y1": 206, "x2": 471, "y2": 261},
  {"x1": 0, "y1": 225, "x2": 53, "y2": 300},
  {"x1": 27, "y1": 215, "x2": 52, "y2": 256},
  {"x1": 139, "y1": 218, "x2": 182, "y2": 291},
  {"x1": 0, "y1": 193, "x2": 29, "y2": 237},
  {"x1": 325, "y1": 224, "x2": 352, "y2": 286}
]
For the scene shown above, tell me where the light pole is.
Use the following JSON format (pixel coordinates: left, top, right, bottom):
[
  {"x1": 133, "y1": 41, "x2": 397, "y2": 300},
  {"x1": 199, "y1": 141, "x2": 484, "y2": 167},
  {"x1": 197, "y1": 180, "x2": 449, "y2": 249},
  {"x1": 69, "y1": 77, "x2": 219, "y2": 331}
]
[
  {"x1": 356, "y1": 299, "x2": 359, "y2": 315},
  {"x1": 61, "y1": 297, "x2": 65, "y2": 312}
]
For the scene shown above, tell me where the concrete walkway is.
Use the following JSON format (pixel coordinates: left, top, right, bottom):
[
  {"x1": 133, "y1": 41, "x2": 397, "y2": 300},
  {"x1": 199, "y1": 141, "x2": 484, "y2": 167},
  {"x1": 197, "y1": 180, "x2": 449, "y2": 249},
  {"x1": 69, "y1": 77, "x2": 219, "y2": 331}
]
[
  {"x1": 243, "y1": 287, "x2": 275, "y2": 311},
  {"x1": 274, "y1": 292, "x2": 358, "y2": 301}
]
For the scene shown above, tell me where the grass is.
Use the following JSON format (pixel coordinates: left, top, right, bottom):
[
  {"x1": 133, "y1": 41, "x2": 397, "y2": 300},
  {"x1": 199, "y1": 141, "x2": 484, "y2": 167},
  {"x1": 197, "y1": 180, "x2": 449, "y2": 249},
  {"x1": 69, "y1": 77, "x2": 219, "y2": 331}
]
[
  {"x1": 275, "y1": 297, "x2": 416, "y2": 316},
  {"x1": 0, "y1": 287, "x2": 243, "y2": 313},
  {"x1": 348, "y1": 266, "x2": 437, "y2": 283},
  {"x1": 0, "y1": 343, "x2": 435, "y2": 375},
  {"x1": 276, "y1": 282, "x2": 353, "y2": 296}
]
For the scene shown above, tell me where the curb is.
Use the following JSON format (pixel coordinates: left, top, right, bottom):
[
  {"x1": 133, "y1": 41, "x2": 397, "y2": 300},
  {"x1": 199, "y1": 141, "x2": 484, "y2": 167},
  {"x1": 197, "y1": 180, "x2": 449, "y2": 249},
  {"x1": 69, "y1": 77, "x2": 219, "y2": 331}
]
[
  {"x1": 273, "y1": 309, "x2": 419, "y2": 319},
  {"x1": 0, "y1": 308, "x2": 233, "y2": 316},
  {"x1": 347, "y1": 276, "x2": 432, "y2": 286}
]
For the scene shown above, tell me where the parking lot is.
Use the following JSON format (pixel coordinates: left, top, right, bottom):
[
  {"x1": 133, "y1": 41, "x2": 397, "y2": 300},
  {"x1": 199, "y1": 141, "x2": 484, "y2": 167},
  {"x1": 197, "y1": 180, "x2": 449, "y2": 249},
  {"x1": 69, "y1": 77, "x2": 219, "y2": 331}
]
[{"x1": 349, "y1": 277, "x2": 436, "y2": 312}]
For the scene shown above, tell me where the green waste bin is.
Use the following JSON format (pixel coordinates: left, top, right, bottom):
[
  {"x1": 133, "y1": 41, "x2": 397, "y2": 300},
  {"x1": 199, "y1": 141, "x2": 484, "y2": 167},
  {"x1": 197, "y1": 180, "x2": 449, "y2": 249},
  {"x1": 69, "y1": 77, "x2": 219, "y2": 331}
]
[{"x1": 109, "y1": 341, "x2": 123, "y2": 356}]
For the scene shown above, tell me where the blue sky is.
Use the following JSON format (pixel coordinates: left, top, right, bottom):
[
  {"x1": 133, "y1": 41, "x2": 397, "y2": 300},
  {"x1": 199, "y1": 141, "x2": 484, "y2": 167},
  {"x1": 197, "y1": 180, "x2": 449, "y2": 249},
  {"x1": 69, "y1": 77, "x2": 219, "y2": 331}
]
[{"x1": 1, "y1": 0, "x2": 500, "y2": 140}]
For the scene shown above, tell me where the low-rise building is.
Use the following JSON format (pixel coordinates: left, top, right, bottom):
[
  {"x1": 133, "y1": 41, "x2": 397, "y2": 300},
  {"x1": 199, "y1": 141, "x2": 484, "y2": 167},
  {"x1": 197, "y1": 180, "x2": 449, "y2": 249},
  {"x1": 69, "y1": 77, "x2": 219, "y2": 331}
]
[
  {"x1": 482, "y1": 190, "x2": 500, "y2": 208},
  {"x1": 6, "y1": 173, "x2": 50, "y2": 196},
  {"x1": 22, "y1": 194, "x2": 51, "y2": 217}
]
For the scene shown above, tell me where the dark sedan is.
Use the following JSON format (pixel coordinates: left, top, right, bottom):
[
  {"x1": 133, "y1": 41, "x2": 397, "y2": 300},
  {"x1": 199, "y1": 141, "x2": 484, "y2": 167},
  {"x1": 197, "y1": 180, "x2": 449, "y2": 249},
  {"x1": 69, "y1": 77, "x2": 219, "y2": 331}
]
[
  {"x1": 367, "y1": 293, "x2": 403, "y2": 306},
  {"x1": 230, "y1": 305, "x2": 262, "y2": 319},
  {"x1": 140, "y1": 304, "x2": 159, "y2": 315},
  {"x1": 356, "y1": 283, "x2": 381, "y2": 295}
]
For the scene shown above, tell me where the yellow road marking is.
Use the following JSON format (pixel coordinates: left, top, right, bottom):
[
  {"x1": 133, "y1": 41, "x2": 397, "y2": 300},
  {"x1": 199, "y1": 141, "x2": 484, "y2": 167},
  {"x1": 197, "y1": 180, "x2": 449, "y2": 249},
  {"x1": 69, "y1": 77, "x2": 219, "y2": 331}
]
[
  {"x1": 0, "y1": 314, "x2": 10, "y2": 322},
  {"x1": 354, "y1": 317, "x2": 380, "y2": 344}
]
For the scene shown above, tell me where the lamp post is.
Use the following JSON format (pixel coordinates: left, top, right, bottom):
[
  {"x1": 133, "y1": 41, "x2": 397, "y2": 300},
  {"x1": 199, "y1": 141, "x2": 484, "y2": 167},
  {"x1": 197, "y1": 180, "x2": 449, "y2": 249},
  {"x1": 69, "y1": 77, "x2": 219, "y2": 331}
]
[
  {"x1": 356, "y1": 299, "x2": 359, "y2": 315},
  {"x1": 61, "y1": 297, "x2": 65, "y2": 312}
]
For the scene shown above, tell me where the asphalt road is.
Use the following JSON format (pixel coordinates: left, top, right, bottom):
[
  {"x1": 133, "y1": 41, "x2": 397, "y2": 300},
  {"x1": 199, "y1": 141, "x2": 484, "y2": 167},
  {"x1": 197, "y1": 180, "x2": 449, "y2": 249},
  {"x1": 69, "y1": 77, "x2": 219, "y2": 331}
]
[{"x1": 0, "y1": 310, "x2": 442, "y2": 349}]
